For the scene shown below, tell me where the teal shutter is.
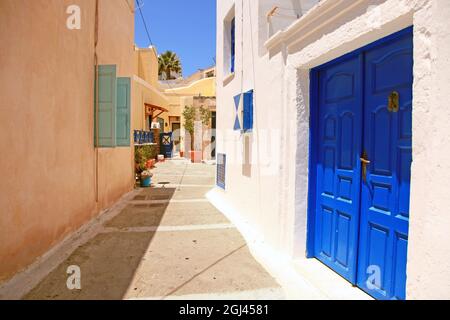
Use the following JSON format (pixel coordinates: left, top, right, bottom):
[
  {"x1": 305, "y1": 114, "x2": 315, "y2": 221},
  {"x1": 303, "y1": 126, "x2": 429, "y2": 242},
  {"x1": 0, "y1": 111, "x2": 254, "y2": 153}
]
[
  {"x1": 95, "y1": 65, "x2": 117, "y2": 147},
  {"x1": 116, "y1": 77, "x2": 131, "y2": 146}
]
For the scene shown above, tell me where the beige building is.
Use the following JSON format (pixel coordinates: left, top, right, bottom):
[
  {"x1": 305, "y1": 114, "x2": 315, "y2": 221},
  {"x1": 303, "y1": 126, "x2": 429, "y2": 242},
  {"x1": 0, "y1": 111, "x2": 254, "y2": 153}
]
[
  {"x1": 162, "y1": 67, "x2": 217, "y2": 159},
  {"x1": 133, "y1": 46, "x2": 171, "y2": 133},
  {"x1": 0, "y1": 0, "x2": 135, "y2": 283}
]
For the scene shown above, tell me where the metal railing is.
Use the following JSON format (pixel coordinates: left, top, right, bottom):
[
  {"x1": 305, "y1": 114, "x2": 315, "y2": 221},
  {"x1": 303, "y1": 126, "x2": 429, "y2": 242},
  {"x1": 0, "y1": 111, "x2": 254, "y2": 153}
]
[{"x1": 134, "y1": 130, "x2": 154, "y2": 145}]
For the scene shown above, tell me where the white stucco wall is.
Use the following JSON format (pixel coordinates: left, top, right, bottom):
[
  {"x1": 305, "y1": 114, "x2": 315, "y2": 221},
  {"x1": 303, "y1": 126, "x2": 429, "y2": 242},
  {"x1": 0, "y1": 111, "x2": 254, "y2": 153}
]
[{"x1": 215, "y1": 0, "x2": 450, "y2": 299}]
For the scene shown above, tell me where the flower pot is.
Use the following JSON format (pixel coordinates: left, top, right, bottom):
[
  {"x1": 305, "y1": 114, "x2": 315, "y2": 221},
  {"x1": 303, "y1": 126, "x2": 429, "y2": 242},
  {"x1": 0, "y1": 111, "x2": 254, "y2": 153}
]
[
  {"x1": 140, "y1": 176, "x2": 152, "y2": 188},
  {"x1": 190, "y1": 151, "x2": 202, "y2": 163},
  {"x1": 180, "y1": 151, "x2": 184, "y2": 158},
  {"x1": 146, "y1": 159, "x2": 155, "y2": 169}
]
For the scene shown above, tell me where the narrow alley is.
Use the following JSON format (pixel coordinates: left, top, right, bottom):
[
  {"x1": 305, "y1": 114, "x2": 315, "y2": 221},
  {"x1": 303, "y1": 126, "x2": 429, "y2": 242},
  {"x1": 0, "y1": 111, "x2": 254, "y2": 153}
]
[
  {"x1": 23, "y1": 161, "x2": 282, "y2": 300},
  {"x1": 2, "y1": 0, "x2": 450, "y2": 306}
]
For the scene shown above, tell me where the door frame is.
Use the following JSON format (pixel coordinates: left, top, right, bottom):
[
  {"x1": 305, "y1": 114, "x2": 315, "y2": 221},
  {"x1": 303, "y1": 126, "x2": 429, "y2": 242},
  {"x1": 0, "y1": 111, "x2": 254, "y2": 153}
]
[
  {"x1": 171, "y1": 122, "x2": 181, "y2": 152},
  {"x1": 306, "y1": 26, "x2": 413, "y2": 272}
]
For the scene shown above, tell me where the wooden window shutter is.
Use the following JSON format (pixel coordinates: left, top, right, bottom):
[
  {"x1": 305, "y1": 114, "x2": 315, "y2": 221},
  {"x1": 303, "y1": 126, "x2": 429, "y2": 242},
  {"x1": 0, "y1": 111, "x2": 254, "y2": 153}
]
[
  {"x1": 95, "y1": 65, "x2": 117, "y2": 147},
  {"x1": 243, "y1": 89, "x2": 253, "y2": 132},
  {"x1": 116, "y1": 77, "x2": 131, "y2": 146}
]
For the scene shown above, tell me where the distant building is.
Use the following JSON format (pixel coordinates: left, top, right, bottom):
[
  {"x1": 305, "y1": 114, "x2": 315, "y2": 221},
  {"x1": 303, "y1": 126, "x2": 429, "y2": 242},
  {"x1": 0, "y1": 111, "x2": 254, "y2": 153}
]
[
  {"x1": 162, "y1": 67, "x2": 217, "y2": 161},
  {"x1": 133, "y1": 46, "x2": 172, "y2": 133}
]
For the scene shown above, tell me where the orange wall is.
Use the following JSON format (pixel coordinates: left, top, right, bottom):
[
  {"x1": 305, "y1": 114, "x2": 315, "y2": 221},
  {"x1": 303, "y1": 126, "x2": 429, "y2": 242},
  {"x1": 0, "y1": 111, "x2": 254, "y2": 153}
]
[{"x1": 0, "y1": 0, "x2": 135, "y2": 283}]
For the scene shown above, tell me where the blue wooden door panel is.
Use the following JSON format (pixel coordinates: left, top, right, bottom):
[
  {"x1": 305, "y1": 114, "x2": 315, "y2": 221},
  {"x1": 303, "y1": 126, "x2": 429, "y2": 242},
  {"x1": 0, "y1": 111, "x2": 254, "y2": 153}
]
[
  {"x1": 357, "y1": 32, "x2": 413, "y2": 300},
  {"x1": 314, "y1": 55, "x2": 363, "y2": 283},
  {"x1": 311, "y1": 28, "x2": 413, "y2": 300},
  {"x1": 160, "y1": 132, "x2": 173, "y2": 158}
]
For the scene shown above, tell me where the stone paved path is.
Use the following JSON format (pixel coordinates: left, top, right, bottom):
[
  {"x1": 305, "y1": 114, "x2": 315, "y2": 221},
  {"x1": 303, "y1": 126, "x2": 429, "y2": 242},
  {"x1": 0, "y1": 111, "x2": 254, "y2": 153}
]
[{"x1": 24, "y1": 160, "x2": 283, "y2": 300}]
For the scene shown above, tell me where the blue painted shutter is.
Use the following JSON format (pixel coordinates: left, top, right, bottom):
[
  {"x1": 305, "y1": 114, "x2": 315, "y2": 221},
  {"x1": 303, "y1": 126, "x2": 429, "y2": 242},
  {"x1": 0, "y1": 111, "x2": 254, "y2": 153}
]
[
  {"x1": 233, "y1": 94, "x2": 241, "y2": 131},
  {"x1": 116, "y1": 77, "x2": 131, "y2": 146},
  {"x1": 231, "y1": 18, "x2": 235, "y2": 73},
  {"x1": 95, "y1": 65, "x2": 117, "y2": 147},
  {"x1": 243, "y1": 90, "x2": 253, "y2": 131}
]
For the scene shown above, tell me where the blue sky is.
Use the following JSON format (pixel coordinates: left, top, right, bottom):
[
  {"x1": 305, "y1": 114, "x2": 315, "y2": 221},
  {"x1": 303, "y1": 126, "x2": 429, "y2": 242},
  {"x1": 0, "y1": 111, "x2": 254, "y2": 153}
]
[{"x1": 134, "y1": 0, "x2": 217, "y2": 77}]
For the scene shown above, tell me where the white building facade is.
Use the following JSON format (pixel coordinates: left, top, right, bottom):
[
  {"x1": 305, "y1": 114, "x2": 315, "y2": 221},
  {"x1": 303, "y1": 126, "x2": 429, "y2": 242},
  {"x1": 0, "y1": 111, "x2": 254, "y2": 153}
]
[{"x1": 212, "y1": 0, "x2": 450, "y2": 300}]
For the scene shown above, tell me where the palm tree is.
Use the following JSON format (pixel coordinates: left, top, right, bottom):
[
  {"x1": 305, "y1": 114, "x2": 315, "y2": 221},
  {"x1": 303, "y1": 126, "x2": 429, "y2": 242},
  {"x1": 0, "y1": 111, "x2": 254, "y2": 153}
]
[{"x1": 158, "y1": 51, "x2": 182, "y2": 80}]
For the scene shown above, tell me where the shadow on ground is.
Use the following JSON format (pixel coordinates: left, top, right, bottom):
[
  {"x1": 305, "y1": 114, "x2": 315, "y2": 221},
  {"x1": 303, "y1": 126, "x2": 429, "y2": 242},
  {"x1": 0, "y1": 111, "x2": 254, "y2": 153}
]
[{"x1": 25, "y1": 187, "x2": 176, "y2": 300}]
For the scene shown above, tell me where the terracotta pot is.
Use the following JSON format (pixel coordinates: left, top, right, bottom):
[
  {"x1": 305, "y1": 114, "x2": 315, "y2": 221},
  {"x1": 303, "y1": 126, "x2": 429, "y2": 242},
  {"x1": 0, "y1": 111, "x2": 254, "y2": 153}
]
[
  {"x1": 180, "y1": 151, "x2": 184, "y2": 158},
  {"x1": 145, "y1": 159, "x2": 155, "y2": 169},
  {"x1": 190, "y1": 151, "x2": 202, "y2": 163}
]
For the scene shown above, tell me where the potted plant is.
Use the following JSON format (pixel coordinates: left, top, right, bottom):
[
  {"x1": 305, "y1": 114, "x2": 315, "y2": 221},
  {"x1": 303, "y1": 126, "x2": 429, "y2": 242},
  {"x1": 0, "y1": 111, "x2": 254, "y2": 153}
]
[
  {"x1": 179, "y1": 137, "x2": 185, "y2": 158},
  {"x1": 182, "y1": 105, "x2": 199, "y2": 163},
  {"x1": 199, "y1": 105, "x2": 212, "y2": 161},
  {"x1": 182, "y1": 105, "x2": 212, "y2": 163},
  {"x1": 146, "y1": 158, "x2": 156, "y2": 169},
  {"x1": 140, "y1": 169, "x2": 153, "y2": 187},
  {"x1": 135, "y1": 146, "x2": 154, "y2": 187}
]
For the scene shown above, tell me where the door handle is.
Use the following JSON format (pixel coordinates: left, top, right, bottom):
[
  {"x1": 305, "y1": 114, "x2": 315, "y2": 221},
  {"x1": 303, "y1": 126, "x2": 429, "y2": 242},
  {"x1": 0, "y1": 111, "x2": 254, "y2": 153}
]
[
  {"x1": 360, "y1": 158, "x2": 371, "y2": 164},
  {"x1": 360, "y1": 152, "x2": 370, "y2": 182}
]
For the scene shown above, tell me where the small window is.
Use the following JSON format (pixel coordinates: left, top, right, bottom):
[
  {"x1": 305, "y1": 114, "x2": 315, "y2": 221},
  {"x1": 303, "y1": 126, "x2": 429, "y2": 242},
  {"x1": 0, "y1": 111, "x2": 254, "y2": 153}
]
[
  {"x1": 230, "y1": 17, "x2": 235, "y2": 73},
  {"x1": 223, "y1": 6, "x2": 236, "y2": 76},
  {"x1": 217, "y1": 153, "x2": 226, "y2": 189}
]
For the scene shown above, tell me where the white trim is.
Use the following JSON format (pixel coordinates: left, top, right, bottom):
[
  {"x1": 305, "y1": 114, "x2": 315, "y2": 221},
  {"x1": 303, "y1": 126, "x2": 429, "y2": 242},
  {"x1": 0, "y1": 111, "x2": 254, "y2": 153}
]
[
  {"x1": 222, "y1": 72, "x2": 235, "y2": 85},
  {"x1": 264, "y1": 0, "x2": 366, "y2": 50}
]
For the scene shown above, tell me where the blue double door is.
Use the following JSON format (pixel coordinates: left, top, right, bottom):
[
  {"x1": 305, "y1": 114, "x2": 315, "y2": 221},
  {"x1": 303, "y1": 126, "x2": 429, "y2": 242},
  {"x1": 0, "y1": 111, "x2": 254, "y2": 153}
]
[{"x1": 313, "y1": 28, "x2": 413, "y2": 300}]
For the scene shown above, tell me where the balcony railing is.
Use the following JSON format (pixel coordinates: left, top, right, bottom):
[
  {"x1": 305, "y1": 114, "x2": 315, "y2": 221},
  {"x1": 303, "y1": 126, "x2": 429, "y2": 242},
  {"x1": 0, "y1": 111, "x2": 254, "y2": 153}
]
[{"x1": 134, "y1": 130, "x2": 154, "y2": 145}]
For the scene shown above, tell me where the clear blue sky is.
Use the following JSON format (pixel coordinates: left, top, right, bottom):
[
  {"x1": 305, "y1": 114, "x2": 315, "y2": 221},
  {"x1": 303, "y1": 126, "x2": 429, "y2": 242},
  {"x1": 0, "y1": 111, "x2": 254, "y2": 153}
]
[{"x1": 134, "y1": 0, "x2": 217, "y2": 77}]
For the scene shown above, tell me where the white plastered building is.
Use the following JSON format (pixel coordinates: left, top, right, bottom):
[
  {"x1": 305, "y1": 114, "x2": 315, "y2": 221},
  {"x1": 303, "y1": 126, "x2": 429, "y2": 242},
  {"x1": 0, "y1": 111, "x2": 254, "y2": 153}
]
[{"x1": 211, "y1": 0, "x2": 450, "y2": 300}]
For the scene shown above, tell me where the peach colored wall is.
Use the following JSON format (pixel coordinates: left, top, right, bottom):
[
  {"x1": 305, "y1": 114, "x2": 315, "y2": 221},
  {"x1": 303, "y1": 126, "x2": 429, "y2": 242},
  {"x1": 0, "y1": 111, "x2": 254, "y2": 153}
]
[
  {"x1": 133, "y1": 47, "x2": 171, "y2": 132},
  {"x1": 0, "y1": 0, "x2": 134, "y2": 283},
  {"x1": 136, "y1": 47, "x2": 159, "y2": 87}
]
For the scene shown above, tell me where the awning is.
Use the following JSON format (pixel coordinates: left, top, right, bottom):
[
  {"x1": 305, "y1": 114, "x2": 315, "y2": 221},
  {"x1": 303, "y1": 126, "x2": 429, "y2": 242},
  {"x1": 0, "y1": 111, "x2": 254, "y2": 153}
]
[{"x1": 145, "y1": 103, "x2": 169, "y2": 120}]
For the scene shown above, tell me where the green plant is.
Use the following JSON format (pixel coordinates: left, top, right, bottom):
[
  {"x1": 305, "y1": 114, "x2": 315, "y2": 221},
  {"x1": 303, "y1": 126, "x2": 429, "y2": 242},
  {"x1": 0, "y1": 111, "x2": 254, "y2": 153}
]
[
  {"x1": 134, "y1": 147, "x2": 147, "y2": 174},
  {"x1": 199, "y1": 105, "x2": 211, "y2": 127},
  {"x1": 134, "y1": 145, "x2": 157, "y2": 175},
  {"x1": 158, "y1": 51, "x2": 182, "y2": 80},
  {"x1": 182, "y1": 105, "x2": 196, "y2": 150}
]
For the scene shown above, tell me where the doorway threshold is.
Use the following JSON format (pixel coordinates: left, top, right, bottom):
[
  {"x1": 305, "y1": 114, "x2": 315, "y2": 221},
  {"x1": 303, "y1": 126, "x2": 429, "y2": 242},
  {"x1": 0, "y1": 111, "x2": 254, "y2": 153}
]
[{"x1": 292, "y1": 259, "x2": 373, "y2": 300}]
